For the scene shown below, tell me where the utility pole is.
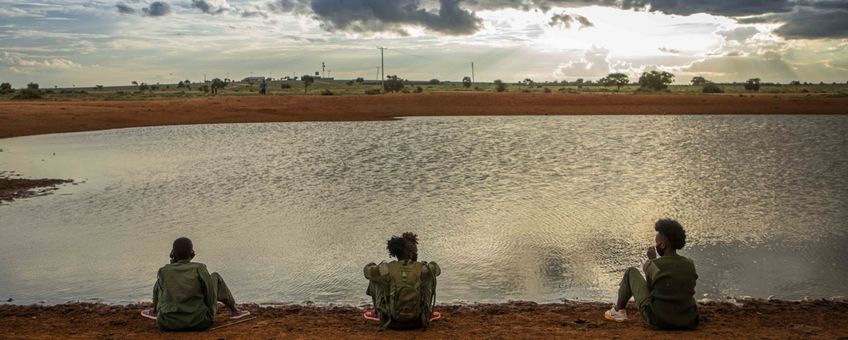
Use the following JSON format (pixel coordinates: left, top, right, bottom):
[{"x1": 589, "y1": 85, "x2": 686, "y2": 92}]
[
  {"x1": 377, "y1": 46, "x2": 387, "y2": 88},
  {"x1": 471, "y1": 62, "x2": 475, "y2": 83},
  {"x1": 376, "y1": 67, "x2": 380, "y2": 84},
  {"x1": 322, "y1": 62, "x2": 325, "y2": 78}
]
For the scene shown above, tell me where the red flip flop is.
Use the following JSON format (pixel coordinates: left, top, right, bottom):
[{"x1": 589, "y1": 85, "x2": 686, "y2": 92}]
[
  {"x1": 363, "y1": 310, "x2": 380, "y2": 321},
  {"x1": 430, "y1": 311, "x2": 442, "y2": 322},
  {"x1": 229, "y1": 310, "x2": 251, "y2": 320}
]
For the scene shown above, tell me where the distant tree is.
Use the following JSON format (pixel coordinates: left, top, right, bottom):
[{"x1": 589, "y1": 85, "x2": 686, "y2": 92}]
[
  {"x1": 462, "y1": 76, "x2": 472, "y2": 88},
  {"x1": 131, "y1": 81, "x2": 138, "y2": 86},
  {"x1": 744, "y1": 78, "x2": 761, "y2": 92},
  {"x1": 521, "y1": 78, "x2": 535, "y2": 86},
  {"x1": 429, "y1": 79, "x2": 441, "y2": 85},
  {"x1": 0, "y1": 82, "x2": 13, "y2": 94},
  {"x1": 95, "y1": 85, "x2": 104, "y2": 90},
  {"x1": 302, "y1": 75, "x2": 314, "y2": 93},
  {"x1": 346, "y1": 80, "x2": 355, "y2": 86},
  {"x1": 210, "y1": 78, "x2": 227, "y2": 94},
  {"x1": 414, "y1": 86, "x2": 424, "y2": 93},
  {"x1": 177, "y1": 81, "x2": 186, "y2": 88},
  {"x1": 575, "y1": 78, "x2": 584, "y2": 89},
  {"x1": 601, "y1": 73, "x2": 629, "y2": 90},
  {"x1": 494, "y1": 79, "x2": 507, "y2": 92},
  {"x1": 638, "y1": 70, "x2": 675, "y2": 91},
  {"x1": 138, "y1": 82, "x2": 149, "y2": 91},
  {"x1": 790, "y1": 80, "x2": 801, "y2": 85},
  {"x1": 691, "y1": 76, "x2": 707, "y2": 86},
  {"x1": 355, "y1": 77, "x2": 365, "y2": 83},
  {"x1": 198, "y1": 84, "x2": 209, "y2": 93},
  {"x1": 27, "y1": 82, "x2": 39, "y2": 90},
  {"x1": 383, "y1": 75, "x2": 404, "y2": 93}
]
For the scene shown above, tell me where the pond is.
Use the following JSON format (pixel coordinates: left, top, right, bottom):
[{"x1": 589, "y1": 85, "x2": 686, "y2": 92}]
[{"x1": 1, "y1": 115, "x2": 846, "y2": 305}]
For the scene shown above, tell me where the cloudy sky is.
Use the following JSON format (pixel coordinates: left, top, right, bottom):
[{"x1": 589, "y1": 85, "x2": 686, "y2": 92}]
[{"x1": 1, "y1": 0, "x2": 847, "y2": 87}]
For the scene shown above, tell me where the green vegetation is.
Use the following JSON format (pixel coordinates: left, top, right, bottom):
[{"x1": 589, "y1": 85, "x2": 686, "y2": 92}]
[
  {"x1": 494, "y1": 79, "x2": 507, "y2": 92},
  {"x1": 745, "y1": 78, "x2": 761, "y2": 92},
  {"x1": 302, "y1": 75, "x2": 315, "y2": 93},
  {"x1": 639, "y1": 71, "x2": 675, "y2": 91},
  {"x1": 600, "y1": 73, "x2": 629, "y2": 90},
  {"x1": 2, "y1": 74, "x2": 846, "y2": 101},
  {"x1": 383, "y1": 75, "x2": 404, "y2": 93}
]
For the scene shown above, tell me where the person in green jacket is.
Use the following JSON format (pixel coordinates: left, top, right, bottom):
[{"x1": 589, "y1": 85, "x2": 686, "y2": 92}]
[
  {"x1": 364, "y1": 232, "x2": 441, "y2": 330},
  {"x1": 604, "y1": 219, "x2": 699, "y2": 330},
  {"x1": 141, "y1": 237, "x2": 250, "y2": 331}
]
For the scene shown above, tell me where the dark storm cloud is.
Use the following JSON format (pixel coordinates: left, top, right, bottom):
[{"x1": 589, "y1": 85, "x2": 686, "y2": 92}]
[
  {"x1": 548, "y1": 12, "x2": 593, "y2": 28},
  {"x1": 116, "y1": 3, "x2": 135, "y2": 14},
  {"x1": 192, "y1": 0, "x2": 227, "y2": 15},
  {"x1": 143, "y1": 1, "x2": 172, "y2": 17},
  {"x1": 256, "y1": 0, "x2": 848, "y2": 39},
  {"x1": 308, "y1": 0, "x2": 482, "y2": 35},
  {"x1": 773, "y1": 8, "x2": 848, "y2": 39}
]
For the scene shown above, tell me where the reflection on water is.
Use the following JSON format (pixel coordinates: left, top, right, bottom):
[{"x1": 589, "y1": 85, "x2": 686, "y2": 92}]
[{"x1": 0, "y1": 115, "x2": 846, "y2": 305}]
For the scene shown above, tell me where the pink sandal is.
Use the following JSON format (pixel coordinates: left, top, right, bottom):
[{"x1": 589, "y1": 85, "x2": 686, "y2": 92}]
[{"x1": 229, "y1": 310, "x2": 251, "y2": 320}]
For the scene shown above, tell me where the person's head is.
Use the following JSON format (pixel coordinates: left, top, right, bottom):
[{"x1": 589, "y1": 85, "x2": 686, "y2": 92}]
[
  {"x1": 170, "y1": 237, "x2": 195, "y2": 262},
  {"x1": 654, "y1": 219, "x2": 686, "y2": 256},
  {"x1": 387, "y1": 232, "x2": 419, "y2": 261}
]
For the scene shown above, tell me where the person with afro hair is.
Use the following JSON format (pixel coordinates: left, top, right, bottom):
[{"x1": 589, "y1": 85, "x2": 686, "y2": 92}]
[
  {"x1": 363, "y1": 232, "x2": 441, "y2": 330},
  {"x1": 604, "y1": 219, "x2": 699, "y2": 330}
]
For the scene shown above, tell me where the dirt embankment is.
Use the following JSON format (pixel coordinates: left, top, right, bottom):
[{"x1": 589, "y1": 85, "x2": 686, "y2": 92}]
[
  {"x1": 1, "y1": 93, "x2": 846, "y2": 139},
  {"x1": 0, "y1": 177, "x2": 73, "y2": 202},
  {"x1": 0, "y1": 300, "x2": 846, "y2": 339}
]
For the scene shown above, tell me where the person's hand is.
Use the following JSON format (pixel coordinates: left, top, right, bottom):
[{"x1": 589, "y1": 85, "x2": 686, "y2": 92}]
[{"x1": 646, "y1": 246, "x2": 657, "y2": 260}]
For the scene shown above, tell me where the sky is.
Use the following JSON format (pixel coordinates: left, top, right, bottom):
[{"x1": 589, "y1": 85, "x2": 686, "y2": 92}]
[{"x1": 1, "y1": 0, "x2": 847, "y2": 87}]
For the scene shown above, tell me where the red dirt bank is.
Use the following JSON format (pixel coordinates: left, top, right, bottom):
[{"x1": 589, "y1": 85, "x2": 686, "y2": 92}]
[{"x1": 1, "y1": 93, "x2": 846, "y2": 139}]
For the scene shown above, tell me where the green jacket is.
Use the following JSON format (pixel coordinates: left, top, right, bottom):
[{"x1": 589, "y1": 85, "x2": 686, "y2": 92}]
[
  {"x1": 643, "y1": 254, "x2": 699, "y2": 329},
  {"x1": 364, "y1": 260, "x2": 441, "y2": 284},
  {"x1": 152, "y1": 260, "x2": 217, "y2": 331}
]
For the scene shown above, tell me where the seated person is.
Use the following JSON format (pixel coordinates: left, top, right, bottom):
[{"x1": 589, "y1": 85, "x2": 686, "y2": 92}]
[
  {"x1": 604, "y1": 219, "x2": 699, "y2": 330},
  {"x1": 364, "y1": 232, "x2": 441, "y2": 330},
  {"x1": 141, "y1": 237, "x2": 250, "y2": 331}
]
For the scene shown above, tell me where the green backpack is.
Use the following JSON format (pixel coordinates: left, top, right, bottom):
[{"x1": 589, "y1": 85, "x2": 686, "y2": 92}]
[{"x1": 381, "y1": 260, "x2": 434, "y2": 329}]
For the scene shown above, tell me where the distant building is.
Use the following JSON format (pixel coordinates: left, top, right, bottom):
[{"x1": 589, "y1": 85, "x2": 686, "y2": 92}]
[{"x1": 242, "y1": 77, "x2": 268, "y2": 83}]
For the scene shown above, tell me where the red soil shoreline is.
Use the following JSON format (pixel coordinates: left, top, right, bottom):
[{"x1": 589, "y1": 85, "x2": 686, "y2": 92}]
[
  {"x1": 1, "y1": 93, "x2": 846, "y2": 139},
  {"x1": 1, "y1": 300, "x2": 846, "y2": 339}
]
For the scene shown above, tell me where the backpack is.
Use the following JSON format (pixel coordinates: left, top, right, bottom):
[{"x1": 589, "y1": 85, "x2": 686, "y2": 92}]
[{"x1": 380, "y1": 260, "x2": 435, "y2": 330}]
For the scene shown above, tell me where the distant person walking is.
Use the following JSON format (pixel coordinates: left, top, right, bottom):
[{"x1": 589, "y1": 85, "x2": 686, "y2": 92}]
[
  {"x1": 364, "y1": 232, "x2": 441, "y2": 330},
  {"x1": 141, "y1": 237, "x2": 250, "y2": 331},
  {"x1": 604, "y1": 219, "x2": 699, "y2": 330},
  {"x1": 259, "y1": 80, "x2": 267, "y2": 95}
]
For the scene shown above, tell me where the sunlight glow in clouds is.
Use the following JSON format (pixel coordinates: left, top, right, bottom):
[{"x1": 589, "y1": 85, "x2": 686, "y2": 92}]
[{"x1": 0, "y1": 1, "x2": 846, "y2": 87}]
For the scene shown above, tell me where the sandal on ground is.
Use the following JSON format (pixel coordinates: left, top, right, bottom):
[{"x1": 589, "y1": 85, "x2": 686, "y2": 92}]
[
  {"x1": 229, "y1": 309, "x2": 251, "y2": 320},
  {"x1": 140, "y1": 309, "x2": 157, "y2": 320}
]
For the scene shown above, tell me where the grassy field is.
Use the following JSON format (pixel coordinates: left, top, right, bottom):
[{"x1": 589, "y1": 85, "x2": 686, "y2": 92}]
[{"x1": 2, "y1": 79, "x2": 847, "y2": 101}]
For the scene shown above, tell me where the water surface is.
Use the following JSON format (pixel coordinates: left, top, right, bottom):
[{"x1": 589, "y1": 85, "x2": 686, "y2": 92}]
[{"x1": 1, "y1": 115, "x2": 846, "y2": 305}]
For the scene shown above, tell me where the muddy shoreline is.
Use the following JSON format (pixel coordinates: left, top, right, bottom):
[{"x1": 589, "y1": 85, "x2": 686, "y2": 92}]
[
  {"x1": 1, "y1": 299, "x2": 846, "y2": 339},
  {"x1": 0, "y1": 177, "x2": 73, "y2": 203},
  {"x1": 1, "y1": 93, "x2": 846, "y2": 139}
]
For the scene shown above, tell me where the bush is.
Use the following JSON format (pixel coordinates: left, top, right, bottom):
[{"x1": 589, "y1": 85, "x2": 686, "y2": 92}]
[
  {"x1": 414, "y1": 86, "x2": 423, "y2": 93},
  {"x1": 320, "y1": 89, "x2": 334, "y2": 96},
  {"x1": 702, "y1": 83, "x2": 723, "y2": 93},
  {"x1": 638, "y1": 71, "x2": 674, "y2": 91},
  {"x1": 12, "y1": 88, "x2": 41, "y2": 99},
  {"x1": 364, "y1": 88, "x2": 381, "y2": 95},
  {"x1": 27, "y1": 82, "x2": 39, "y2": 90},
  {"x1": 383, "y1": 75, "x2": 405, "y2": 93},
  {"x1": 429, "y1": 79, "x2": 440, "y2": 85},
  {"x1": 0, "y1": 82, "x2": 13, "y2": 94},
  {"x1": 543, "y1": 87, "x2": 552, "y2": 93},
  {"x1": 494, "y1": 79, "x2": 507, "y2": 92},
  {"x1": 280, "y1": 83, "x2": 292, "y2": 89}
]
